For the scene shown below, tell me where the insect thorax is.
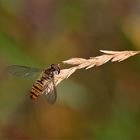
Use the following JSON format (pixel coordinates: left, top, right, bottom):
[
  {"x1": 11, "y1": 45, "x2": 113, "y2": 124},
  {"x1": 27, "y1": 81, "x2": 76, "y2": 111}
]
[
  {"x1": 43, "y1": 68, "x2": 53, "y2": 78},
  {"x1": 43, "y1": 64, "x2": 60, "y2": 78}
]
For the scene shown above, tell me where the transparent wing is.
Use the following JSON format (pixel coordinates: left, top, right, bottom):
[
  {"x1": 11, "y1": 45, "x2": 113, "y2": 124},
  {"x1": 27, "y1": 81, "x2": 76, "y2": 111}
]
[
  {"x1": 7, "y1": 65, "x2": 42, "y2": 78},
  {"x1": 43, "y1": 77, "x2": 57, "y2": 104}
]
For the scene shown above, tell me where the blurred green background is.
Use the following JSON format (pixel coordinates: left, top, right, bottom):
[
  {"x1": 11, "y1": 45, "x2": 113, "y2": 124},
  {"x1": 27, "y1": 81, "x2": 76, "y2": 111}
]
[{"x1": 0, "y1": 0, "x2": 140, "y2": 140}]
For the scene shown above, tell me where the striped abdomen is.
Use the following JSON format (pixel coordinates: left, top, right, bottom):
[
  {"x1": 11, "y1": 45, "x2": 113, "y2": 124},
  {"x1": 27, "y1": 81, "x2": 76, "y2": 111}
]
[
  {"x1": 30, "y1": 65, "x2": 59, "y2": 100},
  {"x1": 30, "y1": 77, "x2": 45, "y2": 100}
]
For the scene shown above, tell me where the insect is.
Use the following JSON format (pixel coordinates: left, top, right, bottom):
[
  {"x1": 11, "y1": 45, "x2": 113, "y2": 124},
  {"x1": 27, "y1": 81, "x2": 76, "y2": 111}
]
[{"x1": 7, "y1": 64, "x2": 60, "y2": 104}]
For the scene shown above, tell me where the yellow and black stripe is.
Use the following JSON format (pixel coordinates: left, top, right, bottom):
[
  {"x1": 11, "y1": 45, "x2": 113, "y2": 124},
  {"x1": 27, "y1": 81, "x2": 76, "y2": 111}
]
[
  {"x1": 29, "y1": 64, "x2": 60, "y2": 101},
  {"x1": 30, "y1": 79, "x2": 44, "y2": 100}
]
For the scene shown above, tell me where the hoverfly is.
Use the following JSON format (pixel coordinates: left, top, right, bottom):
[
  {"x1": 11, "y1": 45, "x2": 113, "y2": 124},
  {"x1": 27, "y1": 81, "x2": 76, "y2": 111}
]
[{"x1": 7, "y1": 64, "x2": 60, "y2": 104}]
